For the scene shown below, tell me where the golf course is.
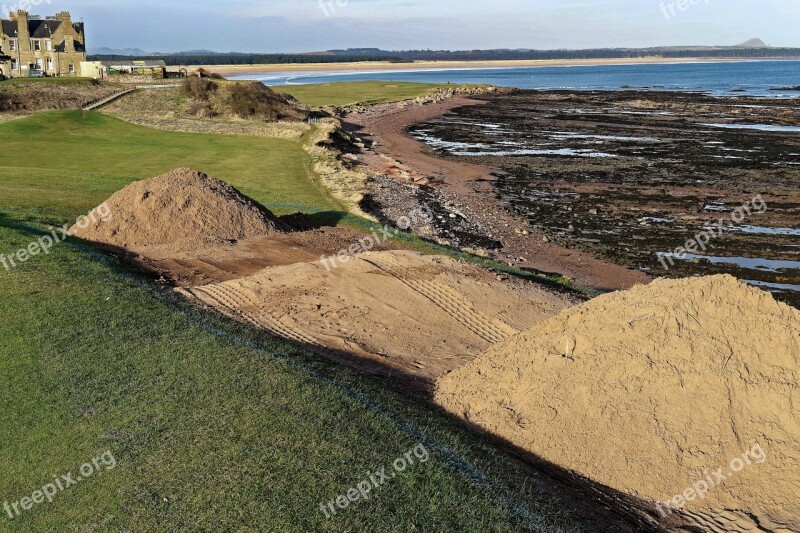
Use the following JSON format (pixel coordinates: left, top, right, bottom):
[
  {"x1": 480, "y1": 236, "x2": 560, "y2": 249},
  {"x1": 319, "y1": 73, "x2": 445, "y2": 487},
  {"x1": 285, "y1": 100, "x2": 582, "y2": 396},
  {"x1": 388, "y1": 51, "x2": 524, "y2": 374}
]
[{"x1": 0, "y1": 83, "x2": 588, "y2": 532}]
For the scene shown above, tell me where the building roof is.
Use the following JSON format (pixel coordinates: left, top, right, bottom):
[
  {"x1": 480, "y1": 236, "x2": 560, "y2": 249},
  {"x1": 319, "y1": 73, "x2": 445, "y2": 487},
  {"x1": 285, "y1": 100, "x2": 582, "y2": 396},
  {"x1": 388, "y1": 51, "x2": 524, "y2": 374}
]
[
  {"x1": 0, "y1": 17, "x2": 84, "y2": 39},
  {"x1": 100, "y1": 60, "x2": 167, "y2": 68},
  {"x1": 1, "y1": 19, "x2": 17, "y2": 36},
  {"x1": 29, "y1": 19, "x2": 60, "y2": 38}
]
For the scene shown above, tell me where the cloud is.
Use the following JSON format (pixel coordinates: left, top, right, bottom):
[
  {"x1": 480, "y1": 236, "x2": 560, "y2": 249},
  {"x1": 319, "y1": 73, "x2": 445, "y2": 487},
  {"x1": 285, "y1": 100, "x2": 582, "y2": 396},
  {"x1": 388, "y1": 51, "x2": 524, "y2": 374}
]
[{"x1": 70, "y1": 0, "x2": 799, "y2": 52}]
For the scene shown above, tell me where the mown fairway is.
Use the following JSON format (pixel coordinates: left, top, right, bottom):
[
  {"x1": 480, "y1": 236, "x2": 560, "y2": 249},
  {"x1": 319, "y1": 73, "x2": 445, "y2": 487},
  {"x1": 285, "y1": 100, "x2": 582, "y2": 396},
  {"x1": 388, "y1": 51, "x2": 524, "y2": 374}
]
[
  {"x1": 0, "y1": 111, "x2": 339, "y2": 219},
  {"x1": 277, "y1": 81, "x2": 443, "y2": 107}
]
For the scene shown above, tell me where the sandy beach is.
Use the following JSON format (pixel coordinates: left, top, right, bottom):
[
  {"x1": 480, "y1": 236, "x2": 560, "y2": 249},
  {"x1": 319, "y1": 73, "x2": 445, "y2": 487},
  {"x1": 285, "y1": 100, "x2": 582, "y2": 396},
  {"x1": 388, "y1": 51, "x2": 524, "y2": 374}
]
[{"x1": 205, "y1": 56, "x2": 760, "y2": 78}]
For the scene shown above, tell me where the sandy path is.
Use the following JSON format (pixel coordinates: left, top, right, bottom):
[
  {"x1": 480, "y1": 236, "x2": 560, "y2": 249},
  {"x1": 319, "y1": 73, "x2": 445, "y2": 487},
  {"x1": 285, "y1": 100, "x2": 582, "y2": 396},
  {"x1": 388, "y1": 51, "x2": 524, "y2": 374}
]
[
  {"x1": 346, "y1": 97, "x2": 652, "y2": 292},
  {"x1": 183, "y1": 250, "x2": 574, "y2": 391}
]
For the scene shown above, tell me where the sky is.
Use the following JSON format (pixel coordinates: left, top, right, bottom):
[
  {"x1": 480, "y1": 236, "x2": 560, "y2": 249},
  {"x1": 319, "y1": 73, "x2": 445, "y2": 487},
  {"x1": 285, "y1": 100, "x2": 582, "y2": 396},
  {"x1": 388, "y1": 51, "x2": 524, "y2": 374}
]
[{"x1": 19, "y1": 0, "x2": 800, "y2": 53}]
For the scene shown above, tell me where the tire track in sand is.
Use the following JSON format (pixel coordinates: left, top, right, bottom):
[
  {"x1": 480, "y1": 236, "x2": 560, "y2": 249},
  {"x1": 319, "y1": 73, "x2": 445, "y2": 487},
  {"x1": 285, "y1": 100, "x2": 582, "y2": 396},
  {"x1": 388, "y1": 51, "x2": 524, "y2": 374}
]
[
  {"x1": 361, "y1": 255, "x2": 517, "y2": 344},
  {"x1": 187, "y1": 284, "x2": 324, "y2": 348}
]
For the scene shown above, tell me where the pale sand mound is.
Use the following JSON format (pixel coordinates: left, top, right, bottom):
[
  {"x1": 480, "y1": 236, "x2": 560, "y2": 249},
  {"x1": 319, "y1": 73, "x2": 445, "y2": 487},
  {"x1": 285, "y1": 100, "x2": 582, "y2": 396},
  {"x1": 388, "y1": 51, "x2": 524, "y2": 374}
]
[
  {"x1": 435, "y1": 275, "x2": 800, "y2": 532},
  {"x1": 181, "y1": 250, "x2": 573, "y2": 384},
  {"x1": 69, "y1": 168, "x2": 283, "y2": 251}
]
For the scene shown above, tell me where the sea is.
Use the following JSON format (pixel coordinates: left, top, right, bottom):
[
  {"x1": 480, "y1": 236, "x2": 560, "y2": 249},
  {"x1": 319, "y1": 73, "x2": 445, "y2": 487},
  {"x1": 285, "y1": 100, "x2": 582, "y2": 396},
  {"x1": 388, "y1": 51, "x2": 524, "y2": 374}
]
[{"x1": 233, "y1": 59, "x2": 800, "y2": 98}]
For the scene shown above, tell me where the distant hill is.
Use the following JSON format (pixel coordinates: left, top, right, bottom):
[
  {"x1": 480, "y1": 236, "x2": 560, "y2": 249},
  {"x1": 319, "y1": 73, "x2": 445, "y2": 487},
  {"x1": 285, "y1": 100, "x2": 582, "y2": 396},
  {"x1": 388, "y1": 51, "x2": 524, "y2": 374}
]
[
  {"x1": 735, "y1": 38, "x2": 769, "y2": 48},
  {"x1": 90, "y1": 47, "x2": 154, "y2": 56},
  {"x1": 317, "y1": 44, "x2": 797, "y2": 62},
  {"x1": 89, "y1": 48, "x2": 223, "y2": 57},
  {"x1": 173, "y1": 49, "x2": 219, "y2": 55},
  {"x1": 326, "y1": 40, "x2": 778, "y2": 57}
]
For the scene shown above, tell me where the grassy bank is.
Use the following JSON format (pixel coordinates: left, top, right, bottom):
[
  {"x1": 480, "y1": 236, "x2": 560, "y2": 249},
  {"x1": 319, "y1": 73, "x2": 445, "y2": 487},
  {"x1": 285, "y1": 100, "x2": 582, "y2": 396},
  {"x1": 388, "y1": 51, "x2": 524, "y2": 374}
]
[
  {"x1": 0, "y1": 78, "x2": 122, "y2": 113},
  {"x1": 0, "y1": 110, "x2": 579, "y2": 292},
  {"x1": 0, "y1": 215, "x2": 585, "y2": 531},
  {"x1": 277, "y1": 81, "x2": 443, "y2": 107}
]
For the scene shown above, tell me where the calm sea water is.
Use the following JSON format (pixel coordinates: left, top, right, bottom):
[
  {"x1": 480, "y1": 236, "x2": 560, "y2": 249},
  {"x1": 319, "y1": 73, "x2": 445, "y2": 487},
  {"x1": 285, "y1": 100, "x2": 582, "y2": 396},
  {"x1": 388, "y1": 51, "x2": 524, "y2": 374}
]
[{"x1": 233, "y1": 60, "x2": 800, "y2": 97}]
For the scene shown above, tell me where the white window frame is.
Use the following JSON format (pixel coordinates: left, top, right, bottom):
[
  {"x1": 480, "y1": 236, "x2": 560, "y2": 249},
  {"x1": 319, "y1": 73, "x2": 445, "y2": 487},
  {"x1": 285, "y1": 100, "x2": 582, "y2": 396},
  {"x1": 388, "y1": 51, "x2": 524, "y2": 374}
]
[
  {"x1": 46, "y1": 58, "x2": 53, "y2": 71},
  {"x1": 35, "y1": 58, "x2": 43, "y2": 70},
  {"x1": 45, "y1": 40, "x2": 52, "y2": 52},
  {"x1": 9, "y1": 39, "x2": 16, "y2": 52},
  {"x1": 69, "y1": 64, "x2": 75, "y2": 73},
  {"x1": 33, "y1": 40, "x2": 41, "y2": 51},
  {"x1": 11, "y1": 59, "x2": 17, "y2": 71}
]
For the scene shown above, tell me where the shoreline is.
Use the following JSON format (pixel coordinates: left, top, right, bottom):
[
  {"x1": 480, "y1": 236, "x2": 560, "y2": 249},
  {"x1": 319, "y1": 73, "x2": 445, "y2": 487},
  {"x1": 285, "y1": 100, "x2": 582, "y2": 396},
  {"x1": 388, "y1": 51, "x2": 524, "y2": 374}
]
[
  {"x1": 348, "y1": 89, "x2": 800, "y2": 305},
  {"x1": 345, "y1": 96, "x2": 653, "y2": 292},
  {"x1": 203, "y1": 56, "x2": 790, "y2": 78}
]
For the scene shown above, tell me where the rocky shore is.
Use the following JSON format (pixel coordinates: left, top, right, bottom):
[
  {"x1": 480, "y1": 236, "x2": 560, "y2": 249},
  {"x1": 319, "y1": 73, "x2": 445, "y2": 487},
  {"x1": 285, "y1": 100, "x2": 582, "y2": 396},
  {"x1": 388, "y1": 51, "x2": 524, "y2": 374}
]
[
  {"x1": 343, "y1": 89, "x2": 800, "y2": 305},
  {"x1": 343, "y1": 93, "x2": 652, "y2": 292}
]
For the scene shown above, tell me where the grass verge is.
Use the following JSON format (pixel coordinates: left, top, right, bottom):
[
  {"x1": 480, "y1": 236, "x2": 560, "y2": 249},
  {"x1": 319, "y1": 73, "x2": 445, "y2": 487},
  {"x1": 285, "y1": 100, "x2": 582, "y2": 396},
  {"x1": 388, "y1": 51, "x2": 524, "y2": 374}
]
[{"x1": 277, "y1": 81, "x2": 444, "y2": 107}]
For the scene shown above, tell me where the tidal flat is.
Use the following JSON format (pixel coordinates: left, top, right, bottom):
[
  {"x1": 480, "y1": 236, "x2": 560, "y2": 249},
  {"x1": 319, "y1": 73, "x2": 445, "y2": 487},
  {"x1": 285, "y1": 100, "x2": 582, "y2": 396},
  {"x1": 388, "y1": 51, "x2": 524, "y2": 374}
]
[{"x1": 411, "y1": 90, "x2": 800, "y2": 306}]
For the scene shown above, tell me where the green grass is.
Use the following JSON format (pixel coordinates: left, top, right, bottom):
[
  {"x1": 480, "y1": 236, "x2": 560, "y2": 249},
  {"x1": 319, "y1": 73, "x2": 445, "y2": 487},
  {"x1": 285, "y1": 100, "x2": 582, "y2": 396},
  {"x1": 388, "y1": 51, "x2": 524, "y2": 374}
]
[
  {"x1": 277, "y1": 81, "x2": 444, "y2": 107},
  {"x1": 0, "y1": 111, "x2": 581, "y2": 294},
  {"x1": 0, "y1": 111, "x2": 341, "y2": 219},
  {"x1": 0, "y1": 217, "x2": 585, "y2": 532},
  {"x1": 0, "y1": 107, "x2": 592, "y2": 530}
]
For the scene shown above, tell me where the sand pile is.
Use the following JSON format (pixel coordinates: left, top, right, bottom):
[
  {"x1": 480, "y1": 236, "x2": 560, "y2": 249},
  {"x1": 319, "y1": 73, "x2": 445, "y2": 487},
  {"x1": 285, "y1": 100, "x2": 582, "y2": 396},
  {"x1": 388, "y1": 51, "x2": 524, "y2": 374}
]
[
  {"x1": 182, "y1": 250, "x2": 573, "y2": 384},
  {"x1": 70, "y1": 168, "x2": 284, "y2": 251},
  {"x1": 435, "y1": 275, "x2": 800, "y2": 531}
]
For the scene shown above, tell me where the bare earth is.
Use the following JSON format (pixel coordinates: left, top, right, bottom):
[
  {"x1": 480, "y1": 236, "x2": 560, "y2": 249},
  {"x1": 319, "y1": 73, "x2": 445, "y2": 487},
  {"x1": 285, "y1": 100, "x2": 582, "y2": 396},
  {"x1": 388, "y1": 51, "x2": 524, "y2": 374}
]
[
  {"x1": 345, "y1": 97, "x2": 652, "y2": 291},
  {"x1": 182, "y1": 250, "x2": 573, "y2": 391},
  {"x1": 72, "y1": 169, "x2": 577, "y2": 392}
]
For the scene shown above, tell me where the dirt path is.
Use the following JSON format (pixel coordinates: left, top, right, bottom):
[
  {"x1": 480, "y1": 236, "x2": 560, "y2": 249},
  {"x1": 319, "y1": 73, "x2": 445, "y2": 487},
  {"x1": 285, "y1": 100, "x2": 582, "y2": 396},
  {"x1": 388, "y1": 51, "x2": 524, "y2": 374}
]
[{"x1": 345, "y1": 97, "x2": 652, "y2": 292}]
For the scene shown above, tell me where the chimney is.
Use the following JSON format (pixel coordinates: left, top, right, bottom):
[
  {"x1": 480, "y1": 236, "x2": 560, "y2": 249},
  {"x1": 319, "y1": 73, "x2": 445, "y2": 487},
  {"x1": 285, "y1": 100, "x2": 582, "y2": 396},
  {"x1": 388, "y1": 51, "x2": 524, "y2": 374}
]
[
  {"x1": 15, "y1": 10, "x2": 30, "y2": 52},
  {"x1": 55, "y1": 11, "x2": 72, "y2": 24}
]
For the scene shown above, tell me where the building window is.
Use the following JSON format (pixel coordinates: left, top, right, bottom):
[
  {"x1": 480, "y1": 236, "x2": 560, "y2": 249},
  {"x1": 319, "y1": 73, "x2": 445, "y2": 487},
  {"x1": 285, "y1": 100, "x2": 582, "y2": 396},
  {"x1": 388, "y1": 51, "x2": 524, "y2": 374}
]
[
  {"x1": 33, "y1": 40, "x2": 41, "y2": 51},
  {"x1": 45, "y1": 40, "x2": 52, "y2": 52},
  {"x1": 47, "y1": 58, "x2": 53, "y2": 71},
  {"x1": 11, "y1": 60, "x2": 17, "y2": 71},
  {"x1": 69, "y1": 64, "x2": 75, "y2": 74},
  {"x1": 9, "y1": 40, "x2": 15, "y2": 52},
  {"x1": 35, "y1": 58, "x2": 43, "y2": 70}
]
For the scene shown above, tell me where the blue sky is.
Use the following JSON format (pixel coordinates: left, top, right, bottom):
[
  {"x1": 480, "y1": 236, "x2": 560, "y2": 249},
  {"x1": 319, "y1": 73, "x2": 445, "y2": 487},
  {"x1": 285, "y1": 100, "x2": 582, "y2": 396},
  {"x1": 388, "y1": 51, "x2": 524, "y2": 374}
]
[{"x1": 43, "y1": 0, "x2": 800, "y2": 52}]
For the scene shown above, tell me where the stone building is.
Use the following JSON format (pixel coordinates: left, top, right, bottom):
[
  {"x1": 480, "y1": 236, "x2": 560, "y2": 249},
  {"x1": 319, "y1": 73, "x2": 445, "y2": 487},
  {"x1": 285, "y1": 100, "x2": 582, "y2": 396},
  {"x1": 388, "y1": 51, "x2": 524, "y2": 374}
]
[{"x1": 0, "y1": 11, "x2": 86, "y2": 77}]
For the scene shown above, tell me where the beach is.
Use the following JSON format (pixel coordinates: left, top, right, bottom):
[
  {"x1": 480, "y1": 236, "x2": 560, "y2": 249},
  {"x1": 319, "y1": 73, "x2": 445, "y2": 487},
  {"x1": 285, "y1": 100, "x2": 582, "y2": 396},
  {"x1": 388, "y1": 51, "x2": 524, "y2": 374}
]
[
  {"x1": 344, "y1": 88, "x2": 800, "y2": 303},
  {"x1": 345, "y1": 96, "x2": 652, "y2": 291},
  {"x1": 205, "y1": 56, "x2": 759, "y2": 78}
]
